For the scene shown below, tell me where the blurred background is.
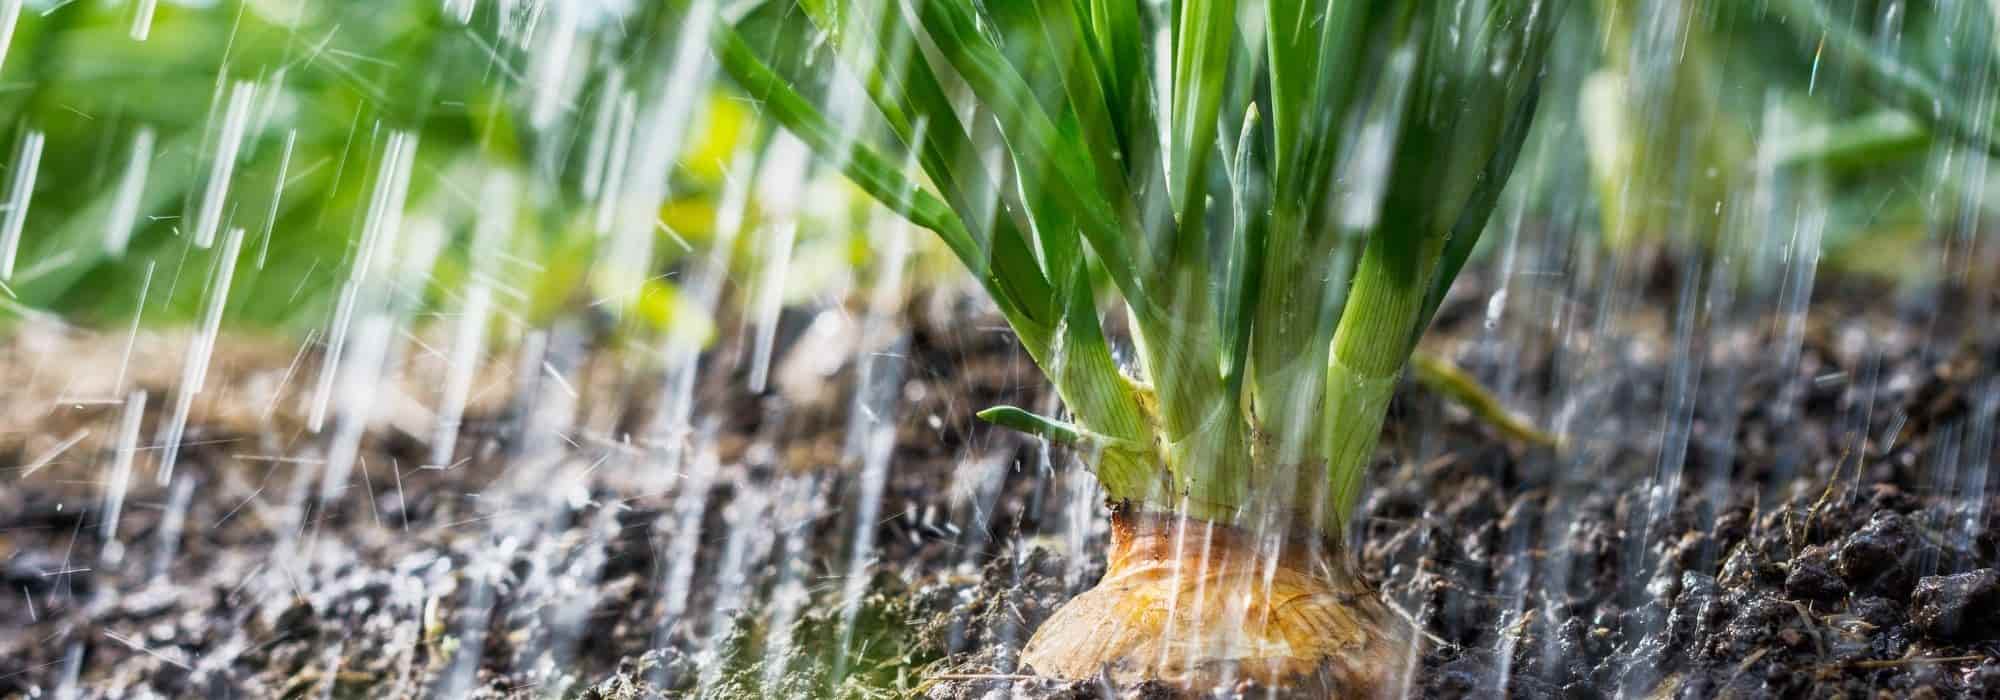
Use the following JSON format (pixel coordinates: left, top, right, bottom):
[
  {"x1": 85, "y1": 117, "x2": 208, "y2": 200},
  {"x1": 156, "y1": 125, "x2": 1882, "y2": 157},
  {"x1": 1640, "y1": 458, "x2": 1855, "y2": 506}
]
[{"x1": 0, "y1": 1, "x2": 1993, "y2": 334}]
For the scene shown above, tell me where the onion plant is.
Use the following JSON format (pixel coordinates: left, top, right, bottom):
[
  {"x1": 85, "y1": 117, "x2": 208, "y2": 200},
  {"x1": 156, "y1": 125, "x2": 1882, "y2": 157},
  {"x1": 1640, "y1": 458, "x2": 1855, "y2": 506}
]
[{"x1": 718, "y1": 0, "x2": 1561, "y2": 689}]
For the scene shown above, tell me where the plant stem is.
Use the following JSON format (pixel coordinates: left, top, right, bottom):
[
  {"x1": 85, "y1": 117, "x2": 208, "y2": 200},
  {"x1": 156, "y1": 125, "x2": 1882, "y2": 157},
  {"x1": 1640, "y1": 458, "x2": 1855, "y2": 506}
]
[
  {"x1": 1321, "y1": 222, "x2": 1441, "y2": 533},
  {"x1": 1250, "y1": 203, "x2": 1353, "y2": 464}
]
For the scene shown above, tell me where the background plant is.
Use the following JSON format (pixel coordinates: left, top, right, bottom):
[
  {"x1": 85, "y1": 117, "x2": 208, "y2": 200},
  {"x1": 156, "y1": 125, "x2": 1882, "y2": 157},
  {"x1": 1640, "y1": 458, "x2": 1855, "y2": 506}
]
[
  {"x1": 0, "y1": 1, "x2": 823, "y2": 343},
  {"x1": 1579, "y1": 0, "x2": 2000, "y2": 283}
]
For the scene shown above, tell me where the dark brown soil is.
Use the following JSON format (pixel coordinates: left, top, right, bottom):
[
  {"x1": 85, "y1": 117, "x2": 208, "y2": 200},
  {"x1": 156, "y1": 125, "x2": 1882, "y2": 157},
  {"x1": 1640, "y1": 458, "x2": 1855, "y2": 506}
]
[{"x1": 2, "y1": 276, "x2": 1997, "y2": 698}]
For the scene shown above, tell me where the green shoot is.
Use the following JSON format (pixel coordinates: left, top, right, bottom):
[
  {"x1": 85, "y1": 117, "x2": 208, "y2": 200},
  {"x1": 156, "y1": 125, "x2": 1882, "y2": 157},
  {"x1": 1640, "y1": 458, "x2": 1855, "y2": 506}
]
[{"x1": 717, "y1": 0, "x2": 1564, "y2": 538}]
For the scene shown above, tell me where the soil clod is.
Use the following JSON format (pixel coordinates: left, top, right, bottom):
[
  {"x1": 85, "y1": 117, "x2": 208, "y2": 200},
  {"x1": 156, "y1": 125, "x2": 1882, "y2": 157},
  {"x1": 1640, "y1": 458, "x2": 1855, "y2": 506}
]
[{"x1": 1911, "y1": 568, "x2": 2000, "y2": 642}]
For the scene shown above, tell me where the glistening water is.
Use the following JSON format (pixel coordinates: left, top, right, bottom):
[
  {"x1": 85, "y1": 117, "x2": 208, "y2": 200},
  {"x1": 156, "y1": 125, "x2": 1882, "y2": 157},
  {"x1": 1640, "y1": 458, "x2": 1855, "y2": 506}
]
[{"x1": 1, "y1": 1, "x2": 1996, "y2": 698}]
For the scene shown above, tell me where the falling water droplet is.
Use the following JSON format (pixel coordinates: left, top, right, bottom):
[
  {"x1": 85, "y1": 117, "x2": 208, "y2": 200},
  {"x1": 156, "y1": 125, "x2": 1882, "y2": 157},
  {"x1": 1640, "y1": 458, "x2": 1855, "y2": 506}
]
[
  {"x1": 128, "y1": 0, "x2": 156, "y2": 40},
  {"x1": 0, "y1": 0, "x2": 19, "y2": 72},
  {"x1": 0, "y1": 128, "x2": 44, "y2": 281},
  {"x1": 104, "y1": 128, "x2": 154, "y2": 256},
  {"x1": 191, "y1": 82, "x2": 257, "y2": 249},
  {"x1": 156, "y1": 226, "x2": 247, "y2": 485},
  {"x1": 97, "y1": 390, "x2": 146, "y2": 567}
]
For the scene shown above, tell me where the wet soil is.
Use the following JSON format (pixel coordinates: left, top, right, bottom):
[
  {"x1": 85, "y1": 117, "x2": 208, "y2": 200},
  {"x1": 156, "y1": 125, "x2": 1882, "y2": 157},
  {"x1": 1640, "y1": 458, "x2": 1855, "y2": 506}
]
[{"x1": 2, "y1": 276, "x2": 1997, "y2": 698}]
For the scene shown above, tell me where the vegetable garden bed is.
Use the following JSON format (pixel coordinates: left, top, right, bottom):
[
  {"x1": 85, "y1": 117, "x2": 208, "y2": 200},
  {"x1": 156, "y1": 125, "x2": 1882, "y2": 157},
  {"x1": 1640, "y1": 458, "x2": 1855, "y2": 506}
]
[{"x1": 4, "y1": 273, "x2": 1995, "y2": 698}]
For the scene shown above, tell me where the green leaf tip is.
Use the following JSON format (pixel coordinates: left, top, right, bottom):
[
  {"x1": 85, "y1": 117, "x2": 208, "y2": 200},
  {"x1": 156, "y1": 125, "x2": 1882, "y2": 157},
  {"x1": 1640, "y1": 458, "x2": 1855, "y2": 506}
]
[
  {"x1": 976, "y1": 406, "x2": 1082, "y2": 443},
  {"x1": 976, "y1": 405, "x2": 1142, "y2": 452}
]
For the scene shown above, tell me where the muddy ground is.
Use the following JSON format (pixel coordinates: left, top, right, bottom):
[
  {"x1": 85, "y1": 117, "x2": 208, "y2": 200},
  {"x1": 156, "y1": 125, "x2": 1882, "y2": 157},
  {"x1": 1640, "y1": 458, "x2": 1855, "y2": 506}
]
[{"x1": 2, "y1": 272, "x2": 1998, "y2": 698}]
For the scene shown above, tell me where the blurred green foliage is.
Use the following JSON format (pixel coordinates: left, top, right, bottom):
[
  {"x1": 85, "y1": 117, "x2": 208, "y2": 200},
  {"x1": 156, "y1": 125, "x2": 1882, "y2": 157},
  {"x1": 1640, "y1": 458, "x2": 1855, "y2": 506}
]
[
  {"x1": 1577, "y1": 0, "x2": 1999, "y2": 277},
  {"x1": 3, "y1": 0, "x2": 1991, "y2": 343},
  {"x1": 0, "y1": 0, "x2": 793, "y2": 338}
]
